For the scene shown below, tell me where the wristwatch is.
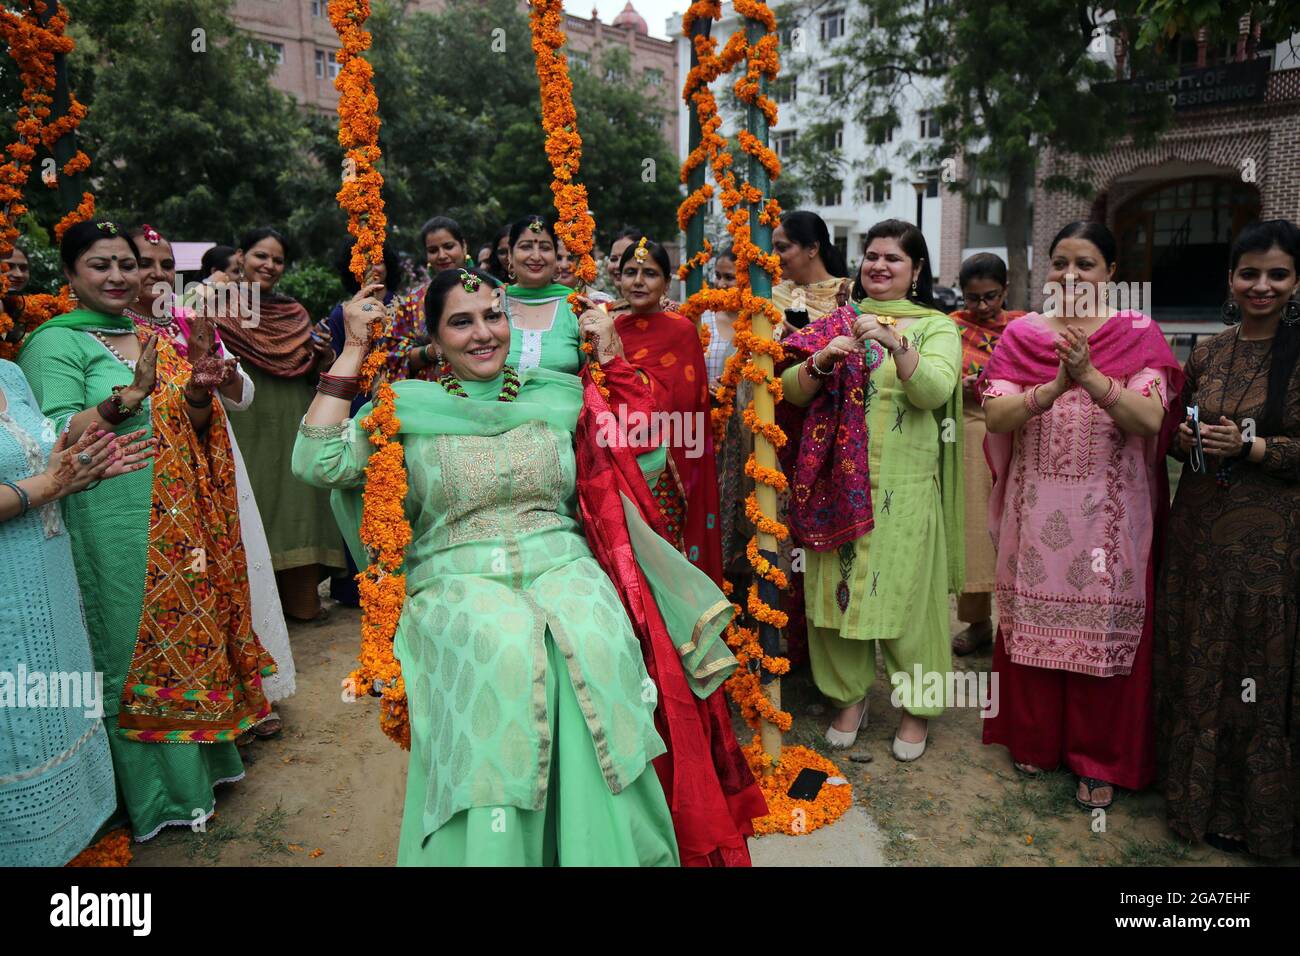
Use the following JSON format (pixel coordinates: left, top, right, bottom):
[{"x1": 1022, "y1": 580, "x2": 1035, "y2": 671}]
[
  {"x1": 1238, "y1": 437, "x2": 1256, "y2": 459},
  {"x1": 889, "y1": 334, "x2": 912, "y2": 355}
]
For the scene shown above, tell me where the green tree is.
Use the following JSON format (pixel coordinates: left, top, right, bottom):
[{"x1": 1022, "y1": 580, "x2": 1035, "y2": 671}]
[
  {"x1": 1136, "y1": 0, "x2": 1300, "y2": 51},
  {"x1": 59, "y1": 0, "x2": 340, "y2": 254},
  {"x1": 368, "y1": 0, "x2": 679, "y2": 255},
  {"x1": 782, "y1": 0, "x2": 1175, "y2": 307}
]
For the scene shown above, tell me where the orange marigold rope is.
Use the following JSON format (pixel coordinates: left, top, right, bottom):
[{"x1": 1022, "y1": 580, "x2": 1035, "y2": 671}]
[
  {"x1": 0, "y1": 1, "x2": 92, "y2": 358},
  {"x1": 330, "y1": 0, "x2": 411, "y2": 749},
  {"x1": 680, "y1": 0, "x2": 849, "y2": 837},
  {"x1": 527, "y1": 0, "x2": 608, "y2": 398}
]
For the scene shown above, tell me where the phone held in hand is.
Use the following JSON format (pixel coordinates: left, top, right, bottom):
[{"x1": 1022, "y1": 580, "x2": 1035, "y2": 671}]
[
  {"x1": 785, "y1": 308, "x2": 811, "y2": 330},
  {"x1": 786, "y1": 767, "x2": 829, "y2": 801},
  {"x1": 1187, "y1": 404, "x2": 1207, "y2": 474}
]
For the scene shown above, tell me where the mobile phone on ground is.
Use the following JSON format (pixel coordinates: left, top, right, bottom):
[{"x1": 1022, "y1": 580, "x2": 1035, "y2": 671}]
[{"x1": 787, "y1": 768, "x2": 829, "y2": 801}]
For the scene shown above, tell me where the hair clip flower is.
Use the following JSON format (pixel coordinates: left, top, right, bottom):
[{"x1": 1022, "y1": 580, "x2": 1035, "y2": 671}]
[
  {"x1": 527, "y1": 217, "x2": 544, "y2": 234},
  {"x1": 96, "y1": 222, "x2": 118, "y2": 236},
  {"x1": 140, "y1": 224, "x2": 161, "y2": 245},
  {"x1": 458, "y1": 269, "x2": 481, "y2": 293},
  {"x1": 634, "y1": 236, "x2": 649, "y2": 264}
]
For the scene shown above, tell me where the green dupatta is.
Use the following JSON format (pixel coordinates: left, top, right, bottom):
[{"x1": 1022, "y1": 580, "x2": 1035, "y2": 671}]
[
  {"x1": 852, "y1": 297, "x2": 965, "y2": 594},
  {"x1": 328, "y1": 366, "x2": 731, "y2": 696},
  {"x1": 331, "y1": 367, "x2": 582, "y2": 564},
  {"x1": 505, "y1": 282, "x2": 573, "y2": 304},
  {"x1": 21, "y1": 307, "x2": 134, "y2": 348}
]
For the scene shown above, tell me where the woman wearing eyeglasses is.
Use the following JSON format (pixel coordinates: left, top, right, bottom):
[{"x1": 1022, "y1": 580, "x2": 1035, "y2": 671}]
[{"x1": 949, "y1": 254, "x2": 1024, "y2": 656}]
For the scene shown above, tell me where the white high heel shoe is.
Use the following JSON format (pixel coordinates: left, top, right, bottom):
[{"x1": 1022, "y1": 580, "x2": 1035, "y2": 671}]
[{"x1": 825, "y1": 700, "x2": 869, "y2": 749}]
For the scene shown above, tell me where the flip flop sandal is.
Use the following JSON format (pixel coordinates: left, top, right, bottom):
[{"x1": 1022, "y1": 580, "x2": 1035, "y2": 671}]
[
  {"x1": 1076, "y1": 776, "x2": 1114, "y2": 810},
  {"x1": 1014, "y1": 761, "x2": 1044, "y2": 777},
  {"x1": 236, "y1": 731, "x2": 256, "y2": 747}
]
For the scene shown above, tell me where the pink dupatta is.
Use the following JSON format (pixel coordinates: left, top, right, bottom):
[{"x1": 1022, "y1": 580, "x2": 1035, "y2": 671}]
[{"x1": 980, "y1": 311, "x2": 1184, "y2": 675}]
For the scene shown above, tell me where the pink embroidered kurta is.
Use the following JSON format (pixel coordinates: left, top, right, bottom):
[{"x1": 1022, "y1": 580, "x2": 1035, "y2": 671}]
[{"x1": 982, "y1": 369, "x2": 1167, "y2": 677}]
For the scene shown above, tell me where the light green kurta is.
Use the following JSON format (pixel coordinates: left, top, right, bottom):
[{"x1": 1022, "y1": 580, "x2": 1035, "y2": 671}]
[
  {"x1": 17, "y1": 325, "x2": 244, "y2": 841},
  {"x1": 292, "y1": 368, "x2": 735, "y2": 865},
  {"x1": 782, "y1": 307, "x2": 963, "y2": 712}
]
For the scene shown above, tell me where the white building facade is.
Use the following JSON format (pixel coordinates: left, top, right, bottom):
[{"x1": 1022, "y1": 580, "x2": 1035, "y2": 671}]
[{"x1": 672, "y1": 2, "x2": 962, "y2": 286}]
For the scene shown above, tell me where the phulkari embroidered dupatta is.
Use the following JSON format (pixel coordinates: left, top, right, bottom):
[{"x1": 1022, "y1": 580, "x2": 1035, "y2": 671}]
[
  {"x1": 950, "y1": 308, "x2": 1024, "y2": 378},
  {"x1": 116, "y1": 333, "x2": 275, "y2": 741}
]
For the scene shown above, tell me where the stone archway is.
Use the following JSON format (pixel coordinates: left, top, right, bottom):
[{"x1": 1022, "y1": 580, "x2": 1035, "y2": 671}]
[{"x1": 1112, "y1": 174, "x2": 1261, "y2": 321}]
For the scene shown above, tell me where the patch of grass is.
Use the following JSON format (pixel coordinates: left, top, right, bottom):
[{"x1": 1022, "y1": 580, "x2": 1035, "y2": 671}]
[
  {"x1": 979, "y1": 845, "x2": 1007, "y2": 867},
  {"x1": 250, "y1": 805, "x2": 293, "y2": 860},
  {"x1": 883, "y1": 826, "x2": 918, "y2": 862},
  {"x1": 185, "y1": 815, "x2": 246, "y2": 864},
  {"x1": 1118, "y1": 836, "x2": 1193, "y2": 866}
]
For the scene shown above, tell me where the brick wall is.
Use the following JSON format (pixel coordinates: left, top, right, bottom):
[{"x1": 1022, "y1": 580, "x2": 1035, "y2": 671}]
[
  {"x1": 1029, "y1": 78, "x2": 1300, "y2": 309},
  {"x1": 939, "y1": 153, "x2": 967, "y2": 288}
]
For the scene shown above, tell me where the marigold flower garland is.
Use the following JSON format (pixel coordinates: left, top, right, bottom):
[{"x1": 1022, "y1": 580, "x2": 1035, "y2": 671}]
[
  {"x1": 330, "y1": 0, "x2": 411, "y2": 748},
  {"x1": 527, "y1": 0, "x2": 609, "y2": 397},
  {"x1": 678, "y1": 0, "x2": 850, "y2": 837},
  {"x1": 65, "y1": 828, "x2": 132, "y2": 867},
  {"x1": 0, "y1": 1, "x2": 93, "y2": 358}
]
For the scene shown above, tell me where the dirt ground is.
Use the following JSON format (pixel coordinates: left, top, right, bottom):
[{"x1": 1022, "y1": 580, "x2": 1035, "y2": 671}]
[{"x1": 129, "y1": 596, "x2": 1297, "y2": 868}]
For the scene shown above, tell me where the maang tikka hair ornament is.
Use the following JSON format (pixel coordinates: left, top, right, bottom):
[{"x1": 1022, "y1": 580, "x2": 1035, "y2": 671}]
[
  {"x1": 95, "y1": 222, "x2": 118, "y2": 237},
  {"x1": 458, "y1": 269, "x2": 481, "y2": 293},
  {"x1": 527, "y1": 216, "x2": 544, "y2": 234},
  {"x1": 634, "y1": 236, "x2": 649, "y2": 264}
]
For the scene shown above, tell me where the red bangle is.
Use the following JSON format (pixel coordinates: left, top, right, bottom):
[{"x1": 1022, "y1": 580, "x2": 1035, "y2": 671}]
[
  {"x1": 1096, "y1": 377, "x2": 1122, "y2": 410},
  {"x1": 317, "y1": 373, "x2": 361, "y2": 401}
]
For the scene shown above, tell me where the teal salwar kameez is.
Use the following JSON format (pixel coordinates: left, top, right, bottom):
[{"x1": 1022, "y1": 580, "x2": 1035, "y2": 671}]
[{"x1": 293, "y1": 368, "x2": 729, "y2": 866}]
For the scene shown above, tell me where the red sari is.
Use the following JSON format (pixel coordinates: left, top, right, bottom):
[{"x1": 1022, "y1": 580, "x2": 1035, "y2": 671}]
[
  {"x1": 615, "y1": 311, "x2": 725, "y2": 584},
  {"x1": 575, "y1": 356, "x2": 766, "y2": 866}
]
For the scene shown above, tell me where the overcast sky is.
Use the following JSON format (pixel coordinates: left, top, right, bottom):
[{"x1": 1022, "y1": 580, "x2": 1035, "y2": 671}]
[{"x1": 589, "y1": 0, "x2": 685, "y2": 40}]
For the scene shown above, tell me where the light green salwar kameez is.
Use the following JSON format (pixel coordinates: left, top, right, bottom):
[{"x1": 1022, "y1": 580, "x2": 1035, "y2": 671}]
[
  {"x1": 18, "y1": 321, "x2": 245, "y2": 842},
  {"x1": 293, "y1": 368, "x2": 734, "y2": 866},
  {"x1": 782, "y1": 302, "x2": 964, "y2": 713}
]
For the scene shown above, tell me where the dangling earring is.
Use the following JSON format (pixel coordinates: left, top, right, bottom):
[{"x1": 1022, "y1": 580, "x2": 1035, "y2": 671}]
[
  {"x1": 1284, "y1": 296, "x2": 1300, "y2": 327},
  {"x1": 508, "y1": 269, "x2": 517, "y2": 283},
  {"x1": 911, "y1": 276, "x2": 919, "y2": 298},
  {"x1": 1221, "y1": 295, "x2": 1241, "y2": 325}
]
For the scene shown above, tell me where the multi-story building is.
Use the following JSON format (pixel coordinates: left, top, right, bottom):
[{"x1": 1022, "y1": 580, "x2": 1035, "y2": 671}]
[
  {"x1": 674, "y1": 2, "x2": 957, "y2": 283},
  {"x1": 234, "y1": 0, "x2": 679, "y2": 153},
  {"x1": 1023, "y1": 18, "x2": 1300, "y2": 323},
  {"x1": 676, "y1": 6, "x2": 1300, "y2": 325}
]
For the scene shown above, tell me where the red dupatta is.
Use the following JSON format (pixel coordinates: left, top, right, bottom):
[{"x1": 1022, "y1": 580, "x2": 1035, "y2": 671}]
[
  {"x1": 575, "y1": 356, "x2": 767, "y2": 867},
  {"x1": 614, "y1": 310, "x2": 724, "y2": 584}
]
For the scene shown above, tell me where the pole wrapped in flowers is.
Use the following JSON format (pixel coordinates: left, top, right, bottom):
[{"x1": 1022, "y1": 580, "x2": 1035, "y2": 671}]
[
  {"x1": 0, "y1": 1, "x2": 92, "y2": 358},
  {"x1": 676, "y1": 0, "x2": 850, "y2": 836},
  {"x1": 329, "y1": 0, "x2": 412, "y2": 748}
]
